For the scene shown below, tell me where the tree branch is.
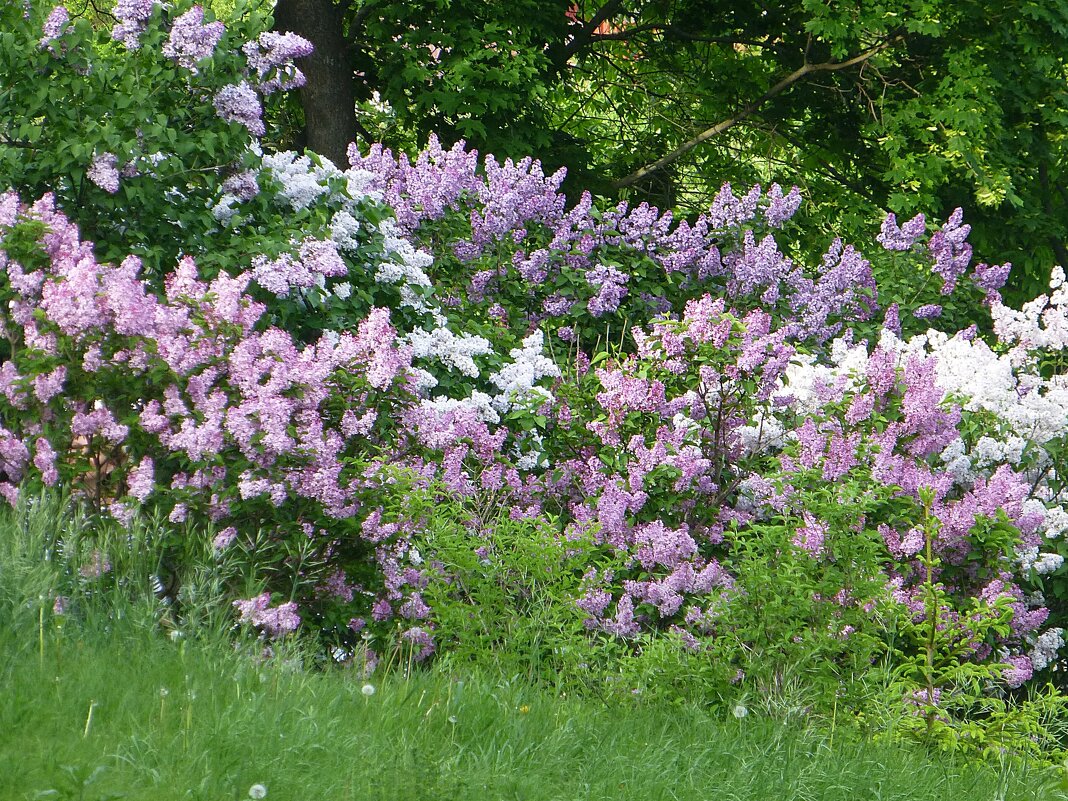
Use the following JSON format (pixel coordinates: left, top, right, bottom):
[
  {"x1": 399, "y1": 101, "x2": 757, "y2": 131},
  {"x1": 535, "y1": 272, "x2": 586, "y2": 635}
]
[
  {"x1": 552, "y1": 0, "x2": 625, "y2": 69},
  {"x1": 613, "y1": 35, "x2": 904, "y2": 189}
]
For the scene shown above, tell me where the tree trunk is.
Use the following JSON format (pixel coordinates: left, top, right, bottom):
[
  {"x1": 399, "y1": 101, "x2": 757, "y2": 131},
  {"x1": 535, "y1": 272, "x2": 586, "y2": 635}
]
[{"x1": 272, "y1": 0, "x2": 356, "y2": 167}]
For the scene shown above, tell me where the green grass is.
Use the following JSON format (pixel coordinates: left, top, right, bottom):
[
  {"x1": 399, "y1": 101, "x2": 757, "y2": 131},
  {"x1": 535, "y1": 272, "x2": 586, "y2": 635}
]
[
  {"x1": 1, "y1": 615, "x2": 1064, "y2": 801},
  {"x1": 1, "y1": 495, "x2": 1065, "y2": 801}
]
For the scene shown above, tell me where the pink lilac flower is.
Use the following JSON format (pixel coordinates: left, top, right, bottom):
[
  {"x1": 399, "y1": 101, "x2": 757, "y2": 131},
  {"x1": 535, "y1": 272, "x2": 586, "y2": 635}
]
[
  {"x1": 126, "y1": 456, "x2": 154, "y2": 501},
  {"x1": 162, "y1": 6, "x2": 225, "y2": 72},
  {"x1": 87, "y1": 153, "x2": 121, "y2": 194},
  {"x1": 233, "y1": 592, "x2": 300, "y2": 637}
]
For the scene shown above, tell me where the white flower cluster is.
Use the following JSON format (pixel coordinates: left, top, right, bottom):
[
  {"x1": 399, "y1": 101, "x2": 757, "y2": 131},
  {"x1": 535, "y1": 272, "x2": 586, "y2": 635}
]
[
  {"x1": 991, "y1": 266, "x2": 1068, "y2": 361},
  {"x1": 1029, "y1": 627, "x2": 1064, "y2": 672},
  {"x1": 737, "y1": 411, "x2": 787, "y2": 456},
  {"x1": 330, "y1": 209, "x2": 362, "y2": 250},
  {"x1": 779, "y1": 339, "x2": 869, "y2": 415},
  {"x1": 906, "y1": 329, "x2": 1068, "y2": 446},
  {"x1": 1043, "y1": 505, "x2": 1068, "y2": 539},
  {"x1": 418, "y1": 392, "x2": 500, "y2": 425},
  {"x1": 374, "y1": 218, "x2": 436, "y2": 313},
  {"x1": 488, "y1": 330, "x2": 560, "y2": 413},
  {"x1": 406, "y1": 326, "x2": 493, "y2": 377},
  {"x1": 514, "y1": 430, "x2": 546, "y2": 471},
  {"x1": 261, "y1": 151, "x2": 340, "y2": 210},
  {"x1": 1016, "y1": 544, "x2": 1064, "y2": 575}
]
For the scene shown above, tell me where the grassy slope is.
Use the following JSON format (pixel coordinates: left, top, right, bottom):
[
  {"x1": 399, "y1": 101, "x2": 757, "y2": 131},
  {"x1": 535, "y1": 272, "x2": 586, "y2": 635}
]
[{"x1": 1, "y1": 617, "x2": 1063, "y2": 801}]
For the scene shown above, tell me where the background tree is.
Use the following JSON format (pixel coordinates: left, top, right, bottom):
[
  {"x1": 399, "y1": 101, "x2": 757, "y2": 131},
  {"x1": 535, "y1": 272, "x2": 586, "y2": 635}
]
[{"x1": 271, "y1": 0, "x2": 1068, "y2": 301}]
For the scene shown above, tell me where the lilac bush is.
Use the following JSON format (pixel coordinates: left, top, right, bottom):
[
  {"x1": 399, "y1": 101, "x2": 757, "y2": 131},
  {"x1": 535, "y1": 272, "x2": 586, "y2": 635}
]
[{"x1": 4, "y1": 2, "x2": 1068, "y2": 749}]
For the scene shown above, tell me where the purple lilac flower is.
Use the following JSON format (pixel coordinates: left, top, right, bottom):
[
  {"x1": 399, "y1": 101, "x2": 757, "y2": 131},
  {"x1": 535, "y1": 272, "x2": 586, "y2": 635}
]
[
  {"x1": 111, "y1": 0, "x2": 154, "y2": 49},
  {"x1": 927, "y1": 208, "x2": 972, "y2": 294},
  {"x1": 162, "y1": 6, "x2": 225, "y2": 72},
  {"x1": 33, "y1": 437, "x2": 59, "y2": 486},
  {"x1": 709, "y1": 183, "x2": 761, "y2": 229},
  {"x1": 763, "y1": 184, "x2": 802, "y2": 227},
  {"x1": 40, "y1": 5, "x2": 69, "y2": 48},
  {"x1": 400, "y1": 627, "x2": 436, "y2": 660},
  {"x1": 876, "y1": 212, "x2": 926, "y2": 251},
  {"x1": 222, "y1": 170, "x2": 260, "y2": 201},
  {"x1": 243, "y1": 31, "x2": 314, "y2": 94},
  {"x1": 971, "y1": 261, "x2": 1011, "y2": 304},
  {"x1": 233, "y1": 592, "x2": 300, "y2": 637},
  {"x1": 586, "y1": 263, "x2": 629, "y2": 317},
  {"x1": 1002, "y1": 654, "x2": 1033, "y2": 689},
  {"x1": 213, "y1": 526, "x2": 238, "y2": 549},
  {"x1": 213, "y1": 81, "x2": 264, "y2": 136},
  {"x1": 912, "y1": 303, "x2": 942, "y2": 320},
  {"x1": 80, "y1": 550, "x2": 111, "y2": 578},
  {"x1": 87, "y1": 153, "x2": 121, "y2": 194}
]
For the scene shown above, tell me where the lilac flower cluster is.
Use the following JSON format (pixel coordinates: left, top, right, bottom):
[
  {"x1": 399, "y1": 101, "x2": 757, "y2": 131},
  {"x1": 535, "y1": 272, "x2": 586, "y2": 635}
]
[
  {"x1": 347, "y1": 139, "x2": 847, "y2": 339},
  {"x1": 242, "y1": 31, "x2": 313, "y2": 94},
  {"x1": 39, "y1": 4, "x2": 68, "y2": 50},
  {"x1": 111, "y1": 0, "x2": 154, "y2": 50},
  {"x1": 162, "y1": 5, "x2": 225, "y2": 72},
  {"x1": 87, "y1": 153, "x2": 121, "y2": 194},
  {"x1": 233, "y1": 592, "x2": 300, "y2": 638},
  {"x1": 0, "y1": 192, "x2": 438, "y2": 657},
  {"x1": 213, "y1": 81, "x2": 264, "y2": 137}
]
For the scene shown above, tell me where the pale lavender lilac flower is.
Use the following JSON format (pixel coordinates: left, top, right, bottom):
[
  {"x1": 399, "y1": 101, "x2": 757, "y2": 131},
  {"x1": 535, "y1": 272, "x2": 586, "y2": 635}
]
[
  {"x1": 162, "y1": 6, "x2": 225, "y2": 71},
  {"x1": 111, "y1": 0, "x2": 154, "y2": 49},
  {"x1": 213, "y1": 81, "x2": 264, "y2": 136},
  {"x1": 87, "y1": 153, "x2": 121, "y2": 194},
  {"x1": 40, "y1": 5, "x2": 69, "y2": 48}
]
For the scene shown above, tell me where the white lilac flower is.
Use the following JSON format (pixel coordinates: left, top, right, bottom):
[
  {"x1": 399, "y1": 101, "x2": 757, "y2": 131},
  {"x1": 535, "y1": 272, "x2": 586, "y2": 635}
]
[
  {"x1": 261, "y1": 151, "x2": 329, "y2": 210},
  {"x1": 419, "y1": 393, "x2": 500, "y2": 425},
  {"x1": 1029, "y1": 628, "x2": 1064, "y2": 671},
  {"x1": 1044, "y1": 505, "x2": 1068, "y2": 539},
  {"x1": 488, "y1": 330, "x2": 560, "y2": 412},
  {"x1": 405, "y1": 326, "x2": 493, "y2": 377},
  {"x1": 1033, "y1": 553, "x2": 1064, "y2": 575},
  {"x1": 330, "y1": 209, "x2": 362, "y2": 250}
]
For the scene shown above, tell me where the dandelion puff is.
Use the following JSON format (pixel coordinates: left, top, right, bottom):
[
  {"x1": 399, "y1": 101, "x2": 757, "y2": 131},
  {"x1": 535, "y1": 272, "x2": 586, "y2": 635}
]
[
  {"x1": 361, "y1": 683, "x2": 375, "y2": 697},
  {"x1": 731, "y1": 704, "x2": 748, "y2": 719},
  {"x1": 248, "y1": 784, "x2": 267, "y2": 800}
]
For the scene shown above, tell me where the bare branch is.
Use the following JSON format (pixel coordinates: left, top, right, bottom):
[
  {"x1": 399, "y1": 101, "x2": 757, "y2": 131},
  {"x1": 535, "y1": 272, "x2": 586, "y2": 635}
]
[{"x1": 613, "y1": 35, "x2": 904, "y2": 189}]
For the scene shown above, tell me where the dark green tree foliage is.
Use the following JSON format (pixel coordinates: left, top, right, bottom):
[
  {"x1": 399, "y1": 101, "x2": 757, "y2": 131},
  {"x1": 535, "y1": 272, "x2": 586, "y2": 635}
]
[{"x1": 276, "y1": 0, "x2": 1068, "y2": 299}]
